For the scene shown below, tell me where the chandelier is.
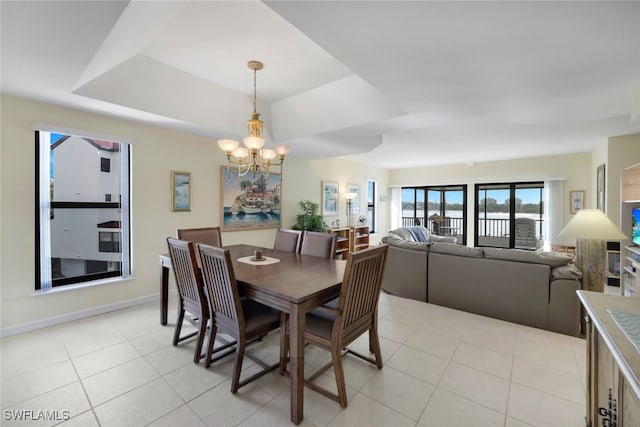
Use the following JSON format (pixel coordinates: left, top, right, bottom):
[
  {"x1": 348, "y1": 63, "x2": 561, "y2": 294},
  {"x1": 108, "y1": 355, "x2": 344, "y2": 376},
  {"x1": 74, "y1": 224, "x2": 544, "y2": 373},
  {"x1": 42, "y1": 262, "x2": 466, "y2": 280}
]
[{"x1": 218, "y1": 60, "x2": 289, "y2": 179}]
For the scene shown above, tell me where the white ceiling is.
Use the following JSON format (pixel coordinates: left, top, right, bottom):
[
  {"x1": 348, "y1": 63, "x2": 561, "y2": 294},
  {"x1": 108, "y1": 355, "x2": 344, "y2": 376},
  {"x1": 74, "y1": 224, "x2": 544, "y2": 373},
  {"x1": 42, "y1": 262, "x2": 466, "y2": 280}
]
[{"x1": 2, "y1": 0, "x2": 639, "y2": 169}]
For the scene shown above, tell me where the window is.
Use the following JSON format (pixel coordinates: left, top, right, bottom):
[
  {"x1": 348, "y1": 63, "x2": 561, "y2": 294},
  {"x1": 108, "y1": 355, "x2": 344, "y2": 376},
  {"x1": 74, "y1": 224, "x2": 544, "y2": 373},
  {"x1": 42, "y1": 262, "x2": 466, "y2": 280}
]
[
  {"x1": 367, "y1": 180, "x2": 376, "y2": 233},
  {"x1": 36, "y1": 128, "x2": 131, "y2": 290},
  {"x1": 475, "y1": 182, "x2": 544, "y2": 250},
  {"x1": 100, "y1": 157, "x2": 111, "y2": 172},
  {"x1": 402, "y1": 185, "x2": 467, "y2": 244}
]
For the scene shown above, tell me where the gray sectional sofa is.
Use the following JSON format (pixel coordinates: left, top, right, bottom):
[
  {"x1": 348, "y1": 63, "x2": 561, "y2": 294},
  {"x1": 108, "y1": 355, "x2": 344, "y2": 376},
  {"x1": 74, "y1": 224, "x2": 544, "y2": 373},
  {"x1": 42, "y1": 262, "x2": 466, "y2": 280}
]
[{"x1": 381, "y1": 227, "x2": 583, "y2": 336}]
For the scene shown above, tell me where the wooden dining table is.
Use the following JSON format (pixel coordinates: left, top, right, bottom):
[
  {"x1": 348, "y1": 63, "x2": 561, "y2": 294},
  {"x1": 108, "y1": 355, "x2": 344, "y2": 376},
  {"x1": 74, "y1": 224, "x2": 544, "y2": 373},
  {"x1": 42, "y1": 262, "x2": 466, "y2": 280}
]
[{"x1": 159, "y1": 244, "x2": 346, "y2": 425}]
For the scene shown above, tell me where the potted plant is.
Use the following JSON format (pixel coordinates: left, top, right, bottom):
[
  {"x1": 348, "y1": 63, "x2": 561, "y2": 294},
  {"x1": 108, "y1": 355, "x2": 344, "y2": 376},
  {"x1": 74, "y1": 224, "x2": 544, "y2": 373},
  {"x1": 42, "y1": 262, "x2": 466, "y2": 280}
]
[{"x1": 292, "y1": 200, "x2": 328, "y2": 232}]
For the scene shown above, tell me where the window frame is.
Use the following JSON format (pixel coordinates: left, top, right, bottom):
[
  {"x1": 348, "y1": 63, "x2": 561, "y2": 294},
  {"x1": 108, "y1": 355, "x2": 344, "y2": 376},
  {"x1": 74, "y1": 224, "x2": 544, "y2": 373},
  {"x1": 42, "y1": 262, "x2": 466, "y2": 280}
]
[
  {"x1": 34, "y1": 127, "x2": 132, "y2": 291},
  {"x1": 474, "y1": 181, "x2": 544, "y2": 249}
]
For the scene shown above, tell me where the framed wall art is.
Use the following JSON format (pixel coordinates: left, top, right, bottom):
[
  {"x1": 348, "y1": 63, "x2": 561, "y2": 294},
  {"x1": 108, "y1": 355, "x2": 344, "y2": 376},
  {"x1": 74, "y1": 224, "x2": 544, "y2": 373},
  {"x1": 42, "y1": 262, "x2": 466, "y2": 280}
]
[
  {"x1": 597, "y1": 163, "x2": 605, "y2": 212},
  {"x1": 570, "y1": 190, "x2": 584, "y2": 214},
  {"x1": 220, "y1": 166, "x2": 281, "y2": 231},
  {"x1": 347, "y1": 183, "x2": 360, "y2": 214},
  {"x1": 171, "y1": 171, "x2": 191, "y2": 211},
  {"x1": 322, "y1": 181, "x2": 339, "y2": 216}
]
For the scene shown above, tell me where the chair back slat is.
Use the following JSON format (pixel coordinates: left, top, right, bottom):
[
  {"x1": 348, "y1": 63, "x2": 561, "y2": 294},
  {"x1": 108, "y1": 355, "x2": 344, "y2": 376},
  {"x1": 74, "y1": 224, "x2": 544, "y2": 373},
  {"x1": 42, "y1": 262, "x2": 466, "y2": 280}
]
[
  {"x1": 336, "y1": 245, "x2": 388, "y2": 338},
  {"x1": 167, "y1": 238, "x2": 208, "y2": 314},
  {"x1": 273, "y1": 229, "x2": 302, "y2": 253},
  {"x1": 178, "y1": 227, "x2": 222, "y2": 247},
  {"x1": 197, "y1": 244, "x2": 244, "y2": 331},
  {"x1": 300, "y1": 231, "x2": 336, "y2": 259}
]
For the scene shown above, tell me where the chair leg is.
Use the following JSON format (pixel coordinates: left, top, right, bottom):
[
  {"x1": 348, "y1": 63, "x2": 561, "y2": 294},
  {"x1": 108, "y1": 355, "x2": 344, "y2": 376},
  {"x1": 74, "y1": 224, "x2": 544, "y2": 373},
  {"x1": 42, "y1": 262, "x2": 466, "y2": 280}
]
[
  {"x1": 204, "y1": 326, "x2": 218, "y2": 368},
  {"x1": 279, "y1": 313, "x2": 288, "y2": 375},
  {"x1": 231, "y1": 340, "x2": 246, "y2": 394},
  {"x1": 369, "y1": 327, "x2": 383, "y2": 369},
  {"x1": 173, "y1": 308, "x2": 185, "y2": 346},
  {"x1": 193, "y1": 317, "x2": 208, "y2": 364},
  {"x1": 331, "y1": 346, "x2": 348, "y2": 408}
]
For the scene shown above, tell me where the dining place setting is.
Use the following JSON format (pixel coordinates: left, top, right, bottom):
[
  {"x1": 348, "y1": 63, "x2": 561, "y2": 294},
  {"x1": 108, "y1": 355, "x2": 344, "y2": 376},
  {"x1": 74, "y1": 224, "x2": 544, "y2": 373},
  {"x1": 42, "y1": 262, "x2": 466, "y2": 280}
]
[{"x1": 159, "y1": 227, "x2": 389, "y2": 425}]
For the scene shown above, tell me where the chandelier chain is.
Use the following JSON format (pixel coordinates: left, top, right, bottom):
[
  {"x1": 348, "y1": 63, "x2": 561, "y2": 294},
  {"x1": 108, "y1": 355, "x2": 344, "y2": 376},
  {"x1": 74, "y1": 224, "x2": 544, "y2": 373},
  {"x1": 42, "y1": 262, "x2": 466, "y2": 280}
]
[{"x1": 253, "y1": 69, "x2": 257, "y2": 114}]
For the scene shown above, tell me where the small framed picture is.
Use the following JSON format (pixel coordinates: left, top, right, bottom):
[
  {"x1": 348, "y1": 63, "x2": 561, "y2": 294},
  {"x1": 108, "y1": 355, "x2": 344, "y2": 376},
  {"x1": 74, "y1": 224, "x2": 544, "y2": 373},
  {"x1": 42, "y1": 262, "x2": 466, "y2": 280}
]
[
  {"x1": 570, "y1": 190, "x2": 584, "y2": 214},
  {"x1": 172, "y1": 171, "x2": 191, "y2": 211},
  {"x1": 322, "y1": 181, "x2": 339, "y2": 216}
]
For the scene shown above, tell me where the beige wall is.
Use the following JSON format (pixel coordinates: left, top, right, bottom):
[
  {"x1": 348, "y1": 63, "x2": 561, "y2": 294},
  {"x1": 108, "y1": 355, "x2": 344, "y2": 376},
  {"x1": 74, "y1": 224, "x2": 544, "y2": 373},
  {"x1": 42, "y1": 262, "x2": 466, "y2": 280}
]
[
  {"x1": 605, "y1": 134, "x2": 640, "y2": 227},
  {"x1": 0, "y1": 95, "x2": 387, "y2": 331},
  {"x1": 388, "y1": 153, "x2": 593, "y2": 244}
]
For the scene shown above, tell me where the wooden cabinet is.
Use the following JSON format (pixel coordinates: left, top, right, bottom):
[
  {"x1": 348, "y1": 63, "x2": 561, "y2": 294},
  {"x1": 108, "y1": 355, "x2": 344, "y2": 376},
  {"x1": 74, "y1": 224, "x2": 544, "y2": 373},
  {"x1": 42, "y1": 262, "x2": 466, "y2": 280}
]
[
  {"x1": 329, "y1": 227, "x2": 351, "y2": 259},
  {"x1": 578, "y1": 291, "x2": 640, "y2": 427},
  {"x1": 622, "y1": 164, "x2": 640, "y2": 202},
  {"x1": 351, "y1": 225, "x2": 370, "y2": 252},
  {"x1": 329, "y1": 225, "x2": 370, "y2": 259}
]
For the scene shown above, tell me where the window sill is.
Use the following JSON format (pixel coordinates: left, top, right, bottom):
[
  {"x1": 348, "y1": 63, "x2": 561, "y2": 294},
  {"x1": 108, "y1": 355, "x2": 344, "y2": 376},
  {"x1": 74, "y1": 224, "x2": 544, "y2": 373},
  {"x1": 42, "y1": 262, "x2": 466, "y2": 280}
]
[{"x1": 32, "y1": 275, "x2": 135, "y2": 296}]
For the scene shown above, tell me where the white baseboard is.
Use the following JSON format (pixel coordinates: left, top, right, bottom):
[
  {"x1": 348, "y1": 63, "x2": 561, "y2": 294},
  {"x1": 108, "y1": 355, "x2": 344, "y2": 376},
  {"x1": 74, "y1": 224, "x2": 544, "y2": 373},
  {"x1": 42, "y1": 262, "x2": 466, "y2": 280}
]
[{"x1": 0, "y1": 293, "x2": 170, "y2": 337}]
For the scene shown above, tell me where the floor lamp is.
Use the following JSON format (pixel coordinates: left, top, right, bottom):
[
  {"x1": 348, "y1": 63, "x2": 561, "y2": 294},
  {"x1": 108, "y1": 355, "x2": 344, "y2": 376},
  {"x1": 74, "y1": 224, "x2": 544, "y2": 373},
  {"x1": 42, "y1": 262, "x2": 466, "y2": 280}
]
[
  {"x1": 558, "y1": 209, "x2": 627, "y2": 293},
  {"x1": 344, "y1": 192, "x2": 357, "y2": 228}
]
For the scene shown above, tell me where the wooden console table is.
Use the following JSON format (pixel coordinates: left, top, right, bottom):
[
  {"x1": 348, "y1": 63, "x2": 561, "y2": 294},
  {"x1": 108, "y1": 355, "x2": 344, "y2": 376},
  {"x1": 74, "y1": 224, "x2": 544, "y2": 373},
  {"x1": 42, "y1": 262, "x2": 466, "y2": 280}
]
[{"x1": 577, "y1": 290, "x2": 640, "y2": 426}]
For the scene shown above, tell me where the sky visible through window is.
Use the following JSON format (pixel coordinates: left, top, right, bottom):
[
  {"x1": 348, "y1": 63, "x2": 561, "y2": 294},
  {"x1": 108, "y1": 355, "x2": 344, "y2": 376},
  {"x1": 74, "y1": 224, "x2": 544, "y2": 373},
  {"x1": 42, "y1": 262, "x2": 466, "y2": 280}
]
[{"x1": 49, "y1": 133, "x2": 64, "y2": 179}]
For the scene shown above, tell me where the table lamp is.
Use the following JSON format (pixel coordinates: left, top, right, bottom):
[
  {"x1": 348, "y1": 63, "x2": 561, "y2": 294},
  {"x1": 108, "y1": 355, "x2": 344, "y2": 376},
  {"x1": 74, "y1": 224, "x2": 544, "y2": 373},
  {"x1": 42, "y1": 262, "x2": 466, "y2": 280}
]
[{"x1": 558, "y1": 209, "x2": 627, "y2": 292}]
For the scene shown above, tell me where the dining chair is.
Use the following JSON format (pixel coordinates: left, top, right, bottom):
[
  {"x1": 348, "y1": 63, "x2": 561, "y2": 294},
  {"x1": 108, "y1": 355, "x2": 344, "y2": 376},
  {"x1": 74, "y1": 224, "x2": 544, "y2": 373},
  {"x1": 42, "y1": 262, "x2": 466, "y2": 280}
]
[
  {"x1": 197, "y1": 243, "x2": 282, "y2": 393},
  {"x1": 300, "y1": 231, "x2": 336, "y2": 259},
  {"x1": 177, "y1": 226, "x2": 222, "y2": 247},
  {"x1": 166, "y1": 237, "x2": 210, "y2": 363},
  {"x1": 280, "y1": 244, "x2": 389, "y2": 408},
  {"x1": 273, "y1": 229, "x2": 302, "y2": 253}
]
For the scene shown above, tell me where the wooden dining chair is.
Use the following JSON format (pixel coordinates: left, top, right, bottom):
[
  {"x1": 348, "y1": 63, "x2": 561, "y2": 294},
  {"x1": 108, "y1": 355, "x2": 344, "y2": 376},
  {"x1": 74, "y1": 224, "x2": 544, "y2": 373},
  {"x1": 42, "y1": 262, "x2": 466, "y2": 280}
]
[
  {"x1": 273, "y1": 229, "x2": 302, "y2": 253},
  {"x1": 300, "y1": 231, "x2": 336, "y2": 259},
  {"x1": 177, "y1": 226, "x2": 222, "y2": 247},
  {"x1": 280, "y1": 244, "x2": 389, "y2": 408},
  {"x1": 197, "y1": 243, "x2": 282, "y2": 393},
  {"x1": 166, "y1": 237, "x2": 210, "y2": 363}
]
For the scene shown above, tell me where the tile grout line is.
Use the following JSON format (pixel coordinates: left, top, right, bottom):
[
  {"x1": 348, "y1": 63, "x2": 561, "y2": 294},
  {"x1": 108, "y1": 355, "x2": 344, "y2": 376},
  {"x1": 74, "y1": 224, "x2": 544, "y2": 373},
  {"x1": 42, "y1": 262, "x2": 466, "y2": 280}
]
[{"x1": 63, "y1": 344, "x2": 103, "y2": 427}]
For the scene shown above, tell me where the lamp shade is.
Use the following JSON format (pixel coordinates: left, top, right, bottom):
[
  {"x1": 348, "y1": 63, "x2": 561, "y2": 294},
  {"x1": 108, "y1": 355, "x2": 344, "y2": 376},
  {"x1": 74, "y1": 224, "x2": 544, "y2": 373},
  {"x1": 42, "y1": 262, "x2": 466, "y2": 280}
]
[
  {"x1": 558, "y1": 209, "x2": 627, "y2": 240},
  {"x1": 344, "y1": 192, "x2": 357, "y2": 200}
]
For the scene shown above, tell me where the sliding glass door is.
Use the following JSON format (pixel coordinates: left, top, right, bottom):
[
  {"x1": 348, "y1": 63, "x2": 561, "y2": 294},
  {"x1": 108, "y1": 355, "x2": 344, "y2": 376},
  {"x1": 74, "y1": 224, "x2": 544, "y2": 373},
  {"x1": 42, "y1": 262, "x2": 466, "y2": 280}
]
[
  {"x1": 402, "y1": 185, "x2": 467, "y2": 244},
  {"x1": 475, "y1": 182, "x2": 544, "y2": 249}
]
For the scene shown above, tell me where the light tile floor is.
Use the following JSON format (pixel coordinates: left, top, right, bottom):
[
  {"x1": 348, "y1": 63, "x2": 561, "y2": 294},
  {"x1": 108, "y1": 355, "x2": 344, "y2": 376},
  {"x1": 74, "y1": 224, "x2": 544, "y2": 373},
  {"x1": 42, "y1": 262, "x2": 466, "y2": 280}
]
[{"x1": 1, "y1": 293, "x2": 586, "y2": 426}]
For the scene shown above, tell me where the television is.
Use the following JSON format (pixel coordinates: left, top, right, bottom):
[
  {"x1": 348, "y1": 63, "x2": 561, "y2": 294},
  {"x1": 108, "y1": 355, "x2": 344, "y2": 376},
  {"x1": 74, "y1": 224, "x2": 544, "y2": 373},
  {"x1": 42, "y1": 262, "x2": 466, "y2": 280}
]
[{"x1": 633, "y1": 207, "x2": 640, "y2": 246}]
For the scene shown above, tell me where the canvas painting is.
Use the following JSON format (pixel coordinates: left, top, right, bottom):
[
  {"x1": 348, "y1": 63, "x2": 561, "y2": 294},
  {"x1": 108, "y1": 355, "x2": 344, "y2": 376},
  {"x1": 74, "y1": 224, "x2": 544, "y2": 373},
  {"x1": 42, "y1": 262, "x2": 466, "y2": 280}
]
[
  {"x1": 221, "y1": 167, "x2": 281, "y2": 231},
  {"x1": 172, "y1": 171, "x2": 190, "y2": 211},
  {"x1": 348, "y1": 183, "x2": 360, "y2": 214},
  {"x1": 322, "y1": 181, "x2": 339, "y2": 216}
]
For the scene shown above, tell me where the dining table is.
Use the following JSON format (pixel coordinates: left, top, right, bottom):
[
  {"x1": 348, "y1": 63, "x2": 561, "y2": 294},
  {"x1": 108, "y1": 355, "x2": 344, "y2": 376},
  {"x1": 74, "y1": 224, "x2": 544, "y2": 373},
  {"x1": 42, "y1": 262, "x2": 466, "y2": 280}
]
[{"x1": 159, "y1": 244, "x2": 346, "y2": 425}]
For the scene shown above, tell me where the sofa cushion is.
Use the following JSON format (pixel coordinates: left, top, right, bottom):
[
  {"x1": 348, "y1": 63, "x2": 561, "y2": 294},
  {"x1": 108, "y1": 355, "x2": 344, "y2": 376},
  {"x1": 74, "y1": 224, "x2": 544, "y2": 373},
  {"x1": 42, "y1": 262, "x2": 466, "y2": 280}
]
[
  {"x1": 390, "y1": 226, "x2": 430, "y2": 242},
  {"x1": 551, "y1": 264, "x2": 583, "y2": 280},
  {"x1": 430, "y1": 242, "x2": 484, "y2": 257},
  {"x1": 483, "y1": 247, "x2": 574, "y2": 267},
  {"x1": 381, "y1": 234, "x2": 431, "y2": 251}
]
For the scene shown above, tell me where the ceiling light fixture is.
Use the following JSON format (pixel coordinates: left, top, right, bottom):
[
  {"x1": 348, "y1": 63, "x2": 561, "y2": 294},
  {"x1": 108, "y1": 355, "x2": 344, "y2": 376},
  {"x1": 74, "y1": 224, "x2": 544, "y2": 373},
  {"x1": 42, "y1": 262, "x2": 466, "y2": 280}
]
[{"x1": 218, "y1": 60, "x2": 289, "y2": 179}]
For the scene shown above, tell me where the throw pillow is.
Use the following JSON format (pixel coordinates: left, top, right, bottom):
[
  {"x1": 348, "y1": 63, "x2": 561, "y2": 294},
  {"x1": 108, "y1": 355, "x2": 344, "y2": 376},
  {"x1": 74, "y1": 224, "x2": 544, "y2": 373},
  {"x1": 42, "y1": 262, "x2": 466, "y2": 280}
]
[{"x1": 551, "y1": 264, "x2": 583, "y2": 280}]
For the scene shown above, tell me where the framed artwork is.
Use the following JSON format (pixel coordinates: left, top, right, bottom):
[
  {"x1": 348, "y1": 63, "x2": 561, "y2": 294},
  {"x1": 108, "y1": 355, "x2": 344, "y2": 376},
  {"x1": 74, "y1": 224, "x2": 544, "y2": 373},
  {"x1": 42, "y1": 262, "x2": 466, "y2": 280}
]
[
  {"x1": 597, "y1": 163, "x2": 605, "y2": 212},
  {"x1": 570, "y1": 190, "x2": 585, "y2": 214},
  {"x1": 347, "y1": 183, "x2": 360, "y2": 214},
  {"x1": 220, "y1": 166, "x2": 281, "y2": 231},
  {"x1": 171, "y1": 171, "x2": 191, "y2": 211},
  {"x1": 322, "y1": 181, "x2": 339, "y2": 216}
]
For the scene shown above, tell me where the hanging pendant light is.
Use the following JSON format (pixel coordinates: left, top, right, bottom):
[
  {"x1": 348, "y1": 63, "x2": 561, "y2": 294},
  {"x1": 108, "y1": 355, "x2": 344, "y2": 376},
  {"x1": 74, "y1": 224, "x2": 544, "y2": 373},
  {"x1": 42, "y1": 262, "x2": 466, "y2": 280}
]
[{"x1": 218, "y1": 60, "x2": 289, "y2": 179}]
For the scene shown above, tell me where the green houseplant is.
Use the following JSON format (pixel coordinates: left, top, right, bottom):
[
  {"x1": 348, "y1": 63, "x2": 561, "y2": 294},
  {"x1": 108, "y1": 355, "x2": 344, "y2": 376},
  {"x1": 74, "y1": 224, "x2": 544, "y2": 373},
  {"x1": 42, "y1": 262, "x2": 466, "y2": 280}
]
[{"x1": 292, "y1": 200, "x2": 328, "y2": 232}]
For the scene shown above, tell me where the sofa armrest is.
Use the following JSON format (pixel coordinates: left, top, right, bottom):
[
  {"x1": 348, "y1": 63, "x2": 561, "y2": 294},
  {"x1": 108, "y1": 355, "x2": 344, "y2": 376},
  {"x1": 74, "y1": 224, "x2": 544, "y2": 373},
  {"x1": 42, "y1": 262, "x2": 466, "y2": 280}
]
[
  {"x1": 548, "y1": 278, "x2": 581, "y2": 337},
  {"x1": 381, "y1": 244, "x2": 428, "y2": 302}
]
